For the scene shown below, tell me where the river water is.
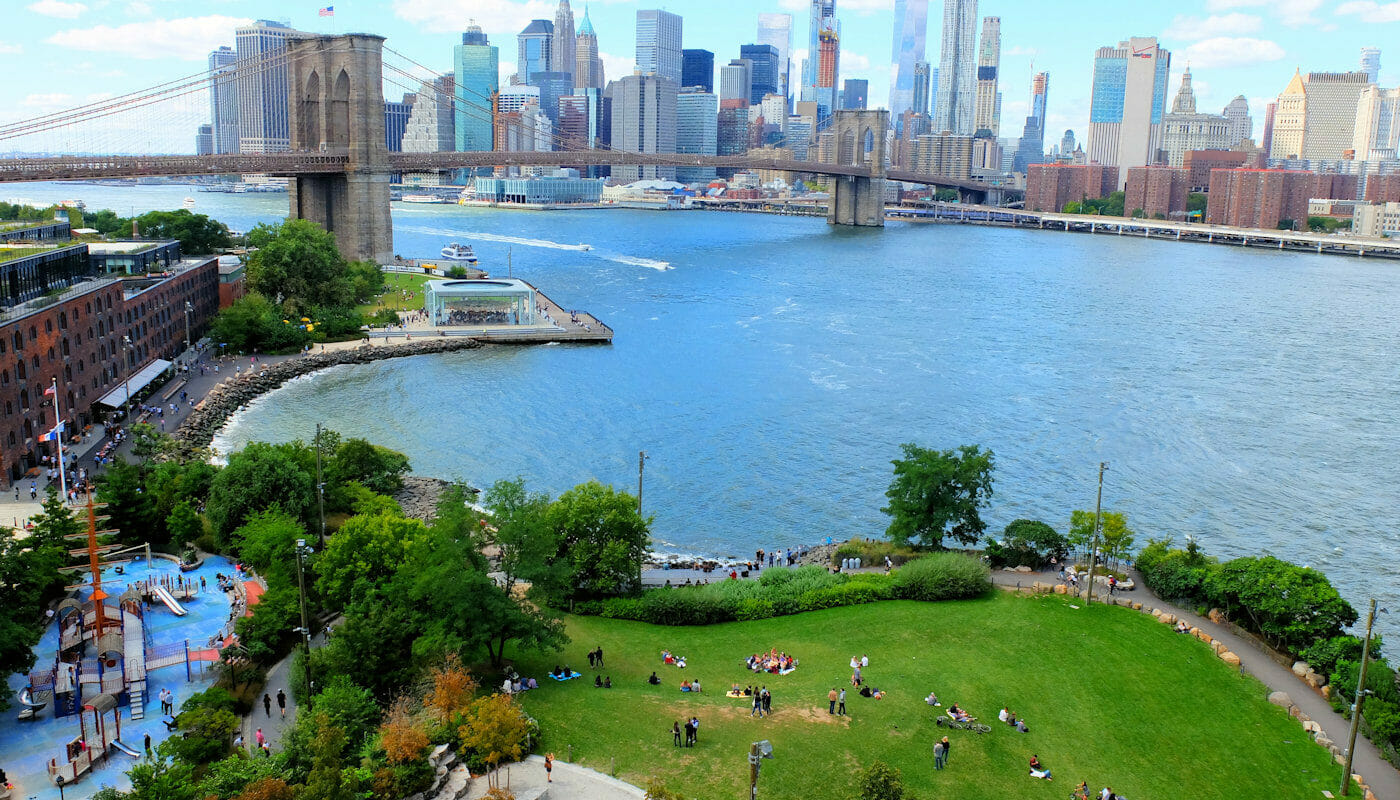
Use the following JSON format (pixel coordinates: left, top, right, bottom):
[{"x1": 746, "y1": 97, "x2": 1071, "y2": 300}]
[{"x1": 12, "y1": 181, "x2": 1400, "y2": 635}]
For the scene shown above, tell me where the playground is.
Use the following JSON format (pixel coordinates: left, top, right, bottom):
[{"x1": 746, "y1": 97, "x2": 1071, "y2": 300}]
[{"x1": 1, "y1": 548, "x2": 243, "y2": 800}]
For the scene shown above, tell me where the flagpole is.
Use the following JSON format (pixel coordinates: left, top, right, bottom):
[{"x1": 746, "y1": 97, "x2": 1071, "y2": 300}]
[{"x1": 51, "y1": 377, "x2": 67, "y2": 504}]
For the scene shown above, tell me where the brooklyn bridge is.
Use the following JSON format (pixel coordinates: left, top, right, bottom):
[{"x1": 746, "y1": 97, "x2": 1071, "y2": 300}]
[{"x1": 0, "y1": 33, "x2": 1004, "y2": 262}]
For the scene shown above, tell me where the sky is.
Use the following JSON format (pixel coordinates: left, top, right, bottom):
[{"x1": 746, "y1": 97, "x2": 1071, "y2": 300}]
[{"x1": 0, "y1": 0, "x2": 1396, "y2": 154}]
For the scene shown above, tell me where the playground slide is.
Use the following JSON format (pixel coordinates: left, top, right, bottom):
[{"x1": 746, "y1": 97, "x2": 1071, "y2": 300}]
[
  {"x1": 110, "y1": 739, "x2": 141, "y2": 758},
  {"x1": 153, "y1": 584, "x2": 188, "y2": 616},
  {"x1": 19, "y1": 688, "x2": 45, "y2": 709}
]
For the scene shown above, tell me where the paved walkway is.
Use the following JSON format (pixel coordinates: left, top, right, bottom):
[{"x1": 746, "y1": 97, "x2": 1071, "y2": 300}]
[
  {"x1": 240, "y1": 628, "x2": 329, "y2": 756},
  {"x1": 467, "y1": 755, "x2": 645, "y2": 800},
  {"x1": 990, "y1": 567, "x2": 1399, "y2": 800}
]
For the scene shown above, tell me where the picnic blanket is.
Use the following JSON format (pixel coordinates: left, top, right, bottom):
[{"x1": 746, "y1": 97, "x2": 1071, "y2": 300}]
[
  {"x1": 548, "y1": 671, "x2": 583, "y2": 681},
  {"x1": 725, "y1": 691, "x2": 747, "y2": 698}
]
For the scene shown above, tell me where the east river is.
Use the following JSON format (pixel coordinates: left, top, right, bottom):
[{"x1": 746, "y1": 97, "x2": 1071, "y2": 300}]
[{"x1": 11, "y1": 181, "x2": 1400, "y2": 636}]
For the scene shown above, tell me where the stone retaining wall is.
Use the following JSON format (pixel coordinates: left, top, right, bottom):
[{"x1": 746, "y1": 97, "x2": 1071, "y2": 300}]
[{"x1": 170, "y1": 339, "x2": 485, "y2": 460}]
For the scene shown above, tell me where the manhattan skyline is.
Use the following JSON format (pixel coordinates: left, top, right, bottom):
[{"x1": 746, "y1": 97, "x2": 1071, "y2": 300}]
[{"x1": 0, "y1": 0, "x2": 1394, "y2": 153}]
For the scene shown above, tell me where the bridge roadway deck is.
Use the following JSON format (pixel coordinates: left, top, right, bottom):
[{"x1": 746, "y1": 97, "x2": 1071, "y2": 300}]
[
  {"x1": 888, "y1": 201, "x2": 1400, "y2": 258},
  {"x1": 0, "y1": 151, "x2": 987, "y2": 191}
]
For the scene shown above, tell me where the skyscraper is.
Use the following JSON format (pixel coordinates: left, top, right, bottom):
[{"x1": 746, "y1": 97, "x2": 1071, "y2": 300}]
[
  {"x1": 1013, "y1": 71, "x2": 1048, "y2": 173},
  {"x1": 517, "y1": 20, "x2": 554, "y2": 85},
  {"x1": 1269, "y1": 70, "x2": 1370, "y2": 160},
  {"x1": 815, "y1": 21, "x2": 840, "y2": 116},
  {"x1": 842, "y1": 79, "x2": 868, "y2": 109},
  {"x1": 802, "y1": 0, "x2": 836, "y2": 99},
  {"x1": 553, "y1": 1, "x2": 576, "y2": 85},
  {"x1": 973, "y1": 16, "x2": 1000, "y2": 137},
  {"x1": 207, "y1": 46, "x2": 238, "y2": 155},
  {"x1": 888, "y1": 0, "x2": 929, "y2": 119},
  {"x1": 683, "y1": 50, "x2": 715, "y2": 92},
  {"x1": 402, "y1": 74, "x2": 456, "y2": 154},
  {"x1": 932, "y1": 0, "x2": 978, "y2": 135},
  {"x1": 1086, "y1": 37, "x2": 1170, "y2": 184},
  {"x1": 607, "y1": 73, "x2": 678, "y2": 181},
  {"x1": 575, "y1": 8, "x2": 605, "y2": 90},
  {"x1": 756, "y1": 14, "x2": 793, "y2": 102},
  {"x1": 741, "y1": 44, "x2": 781, "y2": 105},
  {"x1": 636, "y1": 10, "x2": 683, "y2": 86},
  {"x1": 234, "y1": 20, "x2": 307, "y2": 154},
  {"x1": 1361, "y1": 47, "x2": 1381, "y2": 84},
  {"x1": 1261, "y1": 101, "x2": 1277, "y2": 157},
  {"x1": 1223, "y1": 95, "x2": 1252, "y2": 146},
  {"x1": 1161, "y1": 69, "x2": 1232, "y2": 167},
  {"x1": 454, "y1": 24, "x2": 498, "y2": 153},
  {"x1": 384, "y1": 94, "x2": 414, "y2": 152},
  {"x1": 534, "y1": 72, "x2": 575, "y2": 126},
  {"x1": 1353, "y1": 84, "x2": 1400, "y2": 160},
  {"x1": 720, "y1": 59, "x2": 753, "y2": 104},
  {"x1": 912, "y1": 62, "x2": 932, "y2": 116},
  {"x1": 195, "y1": 124, "x2": 214, "y2": 156},
  {"x1": 677, "y1": 87, "x2": 719, "y2": 182}
]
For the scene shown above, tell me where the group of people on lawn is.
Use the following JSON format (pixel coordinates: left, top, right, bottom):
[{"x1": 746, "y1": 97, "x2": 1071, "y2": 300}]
[{"x1": 747, "y1": 648, "x2": 795, "y2": 673}]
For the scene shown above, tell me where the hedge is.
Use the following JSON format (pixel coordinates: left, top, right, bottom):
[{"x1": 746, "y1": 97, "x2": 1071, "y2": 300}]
[{"x1": 574, "y1": 557, "x2": 991, "y2": 626}]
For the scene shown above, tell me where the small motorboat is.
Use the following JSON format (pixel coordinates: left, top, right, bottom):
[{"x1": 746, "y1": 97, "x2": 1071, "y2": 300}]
[{"x1": 440, "y1": 243, "x2": 479, "y2": 263}]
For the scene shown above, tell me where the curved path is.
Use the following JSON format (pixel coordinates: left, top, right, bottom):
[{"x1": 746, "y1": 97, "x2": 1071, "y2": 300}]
[{"x1": 991, "y1": 567, "x2": 1398, "y2": 800}]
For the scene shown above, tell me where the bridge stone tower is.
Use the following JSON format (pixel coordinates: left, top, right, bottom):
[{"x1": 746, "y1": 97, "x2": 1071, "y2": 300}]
[
  {"x1": 827, "y1": 109, "x2": 889, "y2": 228},
  {"x1": 286, "y1": 34, "x2": 393, "y2": 264}
]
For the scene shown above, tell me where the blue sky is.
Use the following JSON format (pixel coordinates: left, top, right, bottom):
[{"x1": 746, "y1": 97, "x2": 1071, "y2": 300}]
[{"x1": 0, "y1": 0, "x2": 1396, "y2": 153}]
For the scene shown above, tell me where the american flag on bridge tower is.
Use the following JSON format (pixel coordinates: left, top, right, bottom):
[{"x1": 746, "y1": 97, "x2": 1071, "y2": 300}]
[{"x1": 319, "y1": 6, "x2": 334, "y2": 16}]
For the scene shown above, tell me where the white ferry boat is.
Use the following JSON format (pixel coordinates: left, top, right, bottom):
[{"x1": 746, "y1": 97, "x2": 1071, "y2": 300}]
[
  {"x1": 440, "y1": 243, "x2": 479, "y2": 263},
  {"x1": 182, "y1": 197, "x2": 196, "y2": 209},
  {"x1": 402, "y1": 194, "x2": 447, "y2": 204}
]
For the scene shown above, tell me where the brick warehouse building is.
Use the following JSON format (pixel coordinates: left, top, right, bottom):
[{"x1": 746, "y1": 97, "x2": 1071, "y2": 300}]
[
  {"x1": 1025, "y1": 164, "x2": 1120, "y2": 213},
  {"x1": 1124, "y1": 166, "x2": 1190, "y2": 219},
  {"x1": 1205, "y1": 169, "x2": 1359, "y2": 230},
  {"x1": 1, "y1": 229, "x2": 218, "y2": 486},
  {"x1": 1182, "y1": 150, "x2": 1249, "y2": 191},
  {"x1": 1365, "y1": 174, "x2": 1400, "y2": 204}
]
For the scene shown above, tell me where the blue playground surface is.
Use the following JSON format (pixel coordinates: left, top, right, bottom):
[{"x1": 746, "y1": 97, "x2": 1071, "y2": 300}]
[{"x1": 2, "y1": 554, "x2": 237, "y2": 800}]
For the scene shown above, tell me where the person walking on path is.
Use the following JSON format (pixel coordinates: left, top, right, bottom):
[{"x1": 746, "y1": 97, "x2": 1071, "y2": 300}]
[
  {"x1": 263, "y1": 693, "x2": 272, "y2": 717},
  {"x1": 672, "y1": 721, "x2": 682, "y2": 746},
  {"x1": 277, "y1": 689, "x2": 287, "y2": 718},
  {"x1": 255, "y1": 728, "x2": 264, "y2": 749},
  {"x1": 544, "y1": 753, "x2": 553, "y2": 783},
  {"x1": 143, "y1": 732, "x2": 152, "y2": 758},
  {"x1": 940, "y1": 736, "x2": 951, "y2": 765},
  {"x1": 828, "y1": 688, "x2": 838, "y2": 714},
  {"x1": 751, "y1": 691, "x2": 764, "y2": 718},
  {"x1": 933, "y1": 739, "x2": 946, "y2": 770},
  {"x1": 837, "y1": 688, "x2": 847, "y2": 716}
]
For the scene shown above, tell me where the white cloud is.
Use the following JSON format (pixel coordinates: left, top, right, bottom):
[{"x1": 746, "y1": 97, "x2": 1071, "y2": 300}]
[
  {"x1": 1337, "y1": 1, "x2": 1400, "y2": 22},
  {"x1": 1004, "y1": 46, "x2": 1038, "y2": 58},
  {"x1": 1207, "y1": 0, "x2": 1321, "y2": 26},
  {"x1": 47, "y1": 15, "x2": 252, "y2": 60},
  {"x1": 22, "y1": 92, "x2": 74, "y2": 109},
  {"x1": 125, "y1": 0, "x2": 151, "y2": 14},
  {"x1": 1180, "y1": 37, "x2": 1286, "y2": 69},
  {"x1": 1164, "y1": 13, "x2": 1261, "y2": 40},
  {"x1": 0, "y1": 43, "x2": 23, "y2": 55},
  {"x1": 781, "y1": 0, "x2": 889, "y2": 11},
  {"x1": 392, "y1": 0, "x2": 555, "y2": 34},
  {"x1": 28, "y1": 0, "x2": 87, "y2": 18},
  {"x1": 842, "y1": 52, "x2": 872, "y2": 74},
  {"x1": 600, "y1": 51, "x2": 633, "y2": 82},
  {"x1": 498, "y1": 62, "x2": 517, "y2": 85}
]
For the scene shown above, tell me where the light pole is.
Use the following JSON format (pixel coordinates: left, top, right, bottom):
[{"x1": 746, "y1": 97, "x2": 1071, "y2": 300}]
[
  {"x1": 636, "y1": 450, "x2": 649, "y2": 515},
  {"x1": 121, "y1": 334, "x2": 133, "y2": 422},
  {"x1": 1341, "y1": 599, "x2": 1384, "y2": 795},
  {"x1": 294, "y1": 538, "x2": 314, "y2": 709},
  {"x1": 1085, "y1": 462, "x2": 1107, "y2": 604},
  {"x1": 748, "y1": 740, "x2": 773, "y2": 800},
  {"x1": 314, "y1": 423, "x2": 326, "y2": 548},
  {"x1": 183, "y1": 300, "x2": 193, "y2": 353}
]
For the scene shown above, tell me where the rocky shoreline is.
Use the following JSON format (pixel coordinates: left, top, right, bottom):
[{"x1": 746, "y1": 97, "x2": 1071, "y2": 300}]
[{"x1": 170, "y1": 338, "x2": 485, "y2": 460}]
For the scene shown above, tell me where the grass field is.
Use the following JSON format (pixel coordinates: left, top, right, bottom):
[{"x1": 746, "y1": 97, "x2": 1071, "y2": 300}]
[
  {"x1": 511, "y1": 594, "x2": 1340, "y2": 800},
  {"x1": 358, "y1": 272, "x2": 435, "y2": 316}
]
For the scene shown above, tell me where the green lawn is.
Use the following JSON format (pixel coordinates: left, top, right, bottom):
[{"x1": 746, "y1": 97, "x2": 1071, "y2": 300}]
[
  {"x1": 511, "y1": 594, "x2": 1339, "y2": 800},
  {"x1": 357, "y1": 272, "x2": 435, "y2": 316}
]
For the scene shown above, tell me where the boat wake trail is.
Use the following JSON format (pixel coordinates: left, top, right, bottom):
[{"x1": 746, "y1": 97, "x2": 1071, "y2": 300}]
[
  {"x1": 599, "y1": 253, "x2": 673, "y2": 271},
  {"x1": 399, "y1": 225, "x2": 591, "y2": 251}
]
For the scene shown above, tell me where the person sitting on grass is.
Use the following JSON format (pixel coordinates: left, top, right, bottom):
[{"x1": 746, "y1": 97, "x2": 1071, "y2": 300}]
[
  {"x1": 677, "y1": 656, "x2": 687, "y2": 668},
  {"x1": 1006, "y1": 710, "x2": 1017, "y2": 727},
  {"x1": 1028, "y1": 755, "x2": 1052, "y2": 780},
  {"x1": 948, "y1": 704, "x2": 972, "y2": 722},
  {"x1": 999, "y1": 707, "x2": 1010, "y2": 723},
  {"x1": 926, "y1": 692, "x2": 940, "y2": 706},
  {"x1": 1016, "y1": 717, "x2": 1029, "y2": 733},
  {"x1": 681, "y1": 680, "x2": 693, "y2": 692},
  {"x1": 649, "y1": 672, "x2": 662, "y2": 685},
  {"x1": 663, "y1": 650, "x2": 674, "y2": 663},
  {"x1": 604, "y1": 676, "x2": 612, "y2": 688},
  {"x1": 595, "y1": 675, "x2": 603, "y2": 688},
  {"x1": 1176, "y1": 620, "x2": 1191, "y2": 634}
]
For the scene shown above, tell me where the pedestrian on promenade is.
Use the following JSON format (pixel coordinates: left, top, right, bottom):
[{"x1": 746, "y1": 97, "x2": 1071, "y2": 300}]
[
  {"x1": 933, "y1": 739, "x2": 946, "y2": 770},
  {"x1": 255, "y1": 728, "x2": 264, "y2": 748},
  {"x1": 277, "y1": 689, "x2": 287, "y2": 717},
  {"x1": 837, "y1": 688, "x2": 846, "y2": 716},
  {"x1": 545, "y1": 753, "x2": 553, "y2": 783},
  {"x1": 263, "y1": 693, "x2": 272, "y2": 717}
]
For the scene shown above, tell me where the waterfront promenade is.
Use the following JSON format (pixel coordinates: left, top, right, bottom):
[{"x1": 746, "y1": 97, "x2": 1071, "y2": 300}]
[{"x1": 378, "y1": 281, "x2": 613, "y2": 344}]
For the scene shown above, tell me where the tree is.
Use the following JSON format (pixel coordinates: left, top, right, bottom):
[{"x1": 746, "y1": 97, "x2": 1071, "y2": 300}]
[
  {"x1": 380, "y1": 696, "x2": 430, "y2": 765},
  {"x1": 881, "y1": 444, "x2": 995, "y2": 549},
  {"x1": 1203, "y1": 556, "x2": 1357, "y2": 652},
  {"x1": 315, "y1": 512, "x2": 427, "y2": 611},
  {"x1": 423, "y1": 654, "x2": 478, "y2": 724},
  {"x1": 165, "y1": 688, "x2": 240, "y2": 765},
  {"x1": 134, "y1": 209, "x2": 232, "y2": 255},
  {"x1": 207, "y1": 442, "x2": 315, "y2": 541},
  {"x1": 209, "y1": 294, "x2": 312, "y2": 354},
  {"x1": 0, "y1": 492, "x2": 72, "y2": 708},
  {"x1": 1187, "y1": 192, "x2": 1207, "y2": 215},
  {"x1": 330, "y1": 438, "x2": 411, "y2": 497},
  {"x1": 856, "y1": 761, "x2": 910, "y2": 800},
  {"x1": 235, "y1": 778, "x2": 295, "y2": 800},
  {"x1": 246, "y1": 219, "x2": 354, "y2": 313},
  {"x1": 310, "y1": 678, "x2": 379, "y2": 758},
  {"x1": 1067, "y1": 509, "x2": 1133, "y2": 560},
  {"x1": 122, "y1": 753, "x2": 198, "y2": 800},
  {"x1": 985, "y1": 519, "x2": 1066, "y2": 569},
  {"x1": 97, "y1": 458, "x2": 156, "y2": 546},
  {"x1": 484, "y1": 477, "x2": 563, "y2": 597},
  {"x1": 232, "y1": 510, "x2": 306, "y2": 585},
  {"x1": 458, "y1": 694, "x2": 529, "y2": 788},
  {"x1": 310, "y1": 588, "x2": 419, "y2": 699},
  {"x1": 235, "y1": 584, "x2": 302, "y2": 663},
  {"x1": 300, "y1": 715, "x2": 359, "y2": 800},
  {"x1": 129, "y1": 421, "x2": 173, "y2": 464},
  {"x1": 547, "y1": 480, "x2": 651, "y2": 599},
  {"x1": 194, "y1": 754, "x2": 286, "y2": 800},
  {"x1": 166, "y1": 500, "x2": 204, "y2": 550}
]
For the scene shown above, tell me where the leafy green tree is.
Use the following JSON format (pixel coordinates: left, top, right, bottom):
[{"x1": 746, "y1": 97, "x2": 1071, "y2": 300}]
[
  {"x1": 96, "y1": 459, "x2": 157, "y2": 546},
  {"x1": 856, "y1": 761, "x2": 910, "y2": 800},
  {"x1": 209, "y1": 294, "x2": 313, "y2": 354},
  {"x1": 300, "y1": 715, "x2": 358, "y2": 800},
  {"x1": 985, "y1": 519, "x2": 1066, "y2": 569},
  {"x1": 1204, "y1": 556, "x2": 1357, "y2": 653},
  {"x1": 309, "y1": 678, "x2": 379, "y2": 758},
  {"x1": 122, "y1": 752, "x2": 198, "y2": 800},
  {"x1": 1187, "y1": 192, "x2": 1207, "y2": 215},
  {"x1": 881, "y1": 443, "x2": 995, "y2": 549},
  {"x1": 207, "y1": 442, "x2": 315, "y2": 541},
  {"x1": 235, "y1": 584, "x2": 302, "y2": 663},
  {"x1": 1067, "y1": 509, "x2": 1133, "y2": 559},
  {"x1": 129, "y1": 421, "x2": 173, "y2": 464},
  {"x1": 231, "y1": 510, "x2": 306, "y2": 585},
  {"x1": 166, "y1": 688, "x2": 240, "y2": 765},
  {"x1": 133, "y1": 209, "x2": 232, "y2": 255},
  {"x1": 547, "y1": 480, "x2": 651, "y2": 599},
  {"x1": 166, "y1": 500, "x2": 204, "y2": 549},
  {"x1": 484, "y1": 477, "x2": 563, "y2": 596},
  {"x1": 246, "y1": 219, "x2": 353, "y2": 313},
  {"x1": 194, "y1": 753, "x2": 286, "y2": 800},
  {"x1": 310, "y1": 588, "x2": 419, "y2": 699},
  {"x1": 0, "y1": 492, "x2": 73, "y2": 708},
  {"x1": 345, "y1": 260, "x2": 385, "y2": 303},
  {"x1": 315, "y1": 512, "x2": 427, "y2": 611},
  {"x1": 330, "y1": 438, "x2": 411, "y2": 497}
]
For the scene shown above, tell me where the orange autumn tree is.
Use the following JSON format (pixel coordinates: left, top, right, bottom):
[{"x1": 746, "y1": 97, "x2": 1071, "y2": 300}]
[
  {"x1": 425, "y1": 654, "x2": 477, "y2": 724},
  {"x1": 380, "y1": 695, "x2": 429, "y2": 765},
  {"x1": 458, "y1": 694, "x2": 529, "y2": 789}
]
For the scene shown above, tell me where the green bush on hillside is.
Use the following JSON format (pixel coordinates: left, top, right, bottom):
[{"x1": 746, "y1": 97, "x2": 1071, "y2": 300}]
[
  {"x1": 890, "y1": 552, "x2": 991, "y2": 601},
  {"x1": 832, "y1": 538, "x2": 921, "y2": 567}
]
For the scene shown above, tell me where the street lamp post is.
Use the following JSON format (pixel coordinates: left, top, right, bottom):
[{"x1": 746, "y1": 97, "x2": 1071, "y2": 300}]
[
  {"x1": 121, "y1": 335, "x2": 133, "y2": 422},
  {"x1": 748, "y1": 740, "x2": 773, "y2": 800},
  {"x1": 315, "y1": 423, "x2": 326, "y2": 548},
  {"x1": 294, "y1": 538, "x2": 314, "y2": 710},
  {"x1": 636, "y1": 450, "x2": 649, "y2": 515},
  {"x1": 183, "y1": 300, "x2": 193, "y2": 353},
  {"x1": 1085, "y1": 462, "x2": 1107, "y2": 604},
  {"x1": 1341, "y1": 599, "x2": 1382, "y2": 795}
]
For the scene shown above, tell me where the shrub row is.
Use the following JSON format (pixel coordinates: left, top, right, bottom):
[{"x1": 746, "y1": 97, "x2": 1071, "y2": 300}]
[
  {"x1": 574, "y1": 556, "x2": 991, "y2": 625},
  {"x1": 831, "y1": 538, "x2": 922, "y2": 568}
]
